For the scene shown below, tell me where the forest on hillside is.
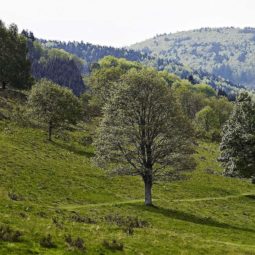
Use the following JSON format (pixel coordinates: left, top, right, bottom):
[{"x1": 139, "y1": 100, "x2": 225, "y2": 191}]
[
  {"x1": 132, "y1": 27, "x2": 255, "y2": 88},
  {"x1": 39, "y1": 38, "x2": 243, "y2": 99}
]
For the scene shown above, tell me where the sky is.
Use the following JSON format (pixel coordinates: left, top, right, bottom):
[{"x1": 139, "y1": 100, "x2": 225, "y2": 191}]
[{"x1": 1, "y1": 0, "x2": 255, "y2": 47}]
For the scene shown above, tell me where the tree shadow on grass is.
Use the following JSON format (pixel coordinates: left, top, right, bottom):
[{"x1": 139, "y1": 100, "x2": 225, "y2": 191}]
[
  {"x1": 52, "y1": 140, "x2": 94, "y2": 158},
  {"x1": 245, "y1": 194, "x2": 255, "y2": 200},
  {"x1": 130, "y1": 204, "x2": 255, "y2": 234}
]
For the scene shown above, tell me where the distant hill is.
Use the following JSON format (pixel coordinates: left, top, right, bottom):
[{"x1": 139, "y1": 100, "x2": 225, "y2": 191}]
[
  {"x1": 131, "y1": 27, "x2": 255, "y2": 88},
  {"x1": 40, "y1": 40, "x2": 149, "y2": 74},
  {"x1": 40, "y1": 39, "x2": 242, "y2": 98},
  {"x1": 143, "y1": 57, "x2": 242, "y2": 99}
]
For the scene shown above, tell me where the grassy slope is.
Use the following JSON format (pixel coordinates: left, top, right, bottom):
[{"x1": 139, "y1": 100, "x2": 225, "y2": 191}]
[{"x1": 0, "y1": 121, "x2": 254, "y2": 255}]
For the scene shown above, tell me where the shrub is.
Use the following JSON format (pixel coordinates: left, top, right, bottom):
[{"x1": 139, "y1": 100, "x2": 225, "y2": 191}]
[
  {"x1": 0, "y1": 225, "x2": 22, "y2": 242},
  {"x1": 52, "y1": 216, "x2": 64, "y2": 229},
  {"x1": 70, "y1": 213, "x2": 96, "y2": 224},
  {"x1": 104, "y1": 214, "x2": 149, "y2": 228},
  {"x1": 79, "y1": 135, "x2": 93, "y2": 146},
  {"x1": 37, "y1": 211, "x2": 47, "y2": 218},
  {"x1": 40, "y1": 234, "x2": 57, "y2": 248},
  {"x1": 65, "y1": 234, "x2": 85, "y2": 251},
  {"x1": 103, "y1": 239, "x2": 124, "y2": 251},
  {"x1": 8, "y1": 192, "x2": 23, "y2": 201},
  {"x1": 19, "y1": 212, "x2": 27, "y2": 218},
  {"x1": 122, "y1": 225, "x2": 134, "y2": 235}
]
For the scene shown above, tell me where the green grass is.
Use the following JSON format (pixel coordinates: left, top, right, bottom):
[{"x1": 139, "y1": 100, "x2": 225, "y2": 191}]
[{"x1": 0, "y1": 120, "x2": 254, "y2": 254}]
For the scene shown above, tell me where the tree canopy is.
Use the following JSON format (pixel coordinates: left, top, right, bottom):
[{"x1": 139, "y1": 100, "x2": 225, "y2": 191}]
[
  {"x1": 28, "y1": 79, "x2": 82, "y2": 141},
  {"x1": 89, "y1": 56, "x2": 142, "y2": 106}
]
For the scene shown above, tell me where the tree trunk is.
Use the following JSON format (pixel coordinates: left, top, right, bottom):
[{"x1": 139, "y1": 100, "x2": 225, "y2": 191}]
[
  {"x1": 48, "y1": 121, "x2": 53, "y2": 141},
  {"x1": 144, "y1": 177, "x2": 153, "y2": 206},
  {"x1": 2, "y1": 81, "x2": 7, "y2": 90}
]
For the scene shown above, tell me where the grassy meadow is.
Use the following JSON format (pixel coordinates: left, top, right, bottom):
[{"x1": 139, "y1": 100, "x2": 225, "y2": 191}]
[{"x1": 0, "y1": 118, "x2": 254, "y2": 254}]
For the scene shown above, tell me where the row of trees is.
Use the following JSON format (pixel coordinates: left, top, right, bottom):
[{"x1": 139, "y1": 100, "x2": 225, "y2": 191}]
[{"x1": 88, "y1": 57, "x2": 233, "y2": 141}]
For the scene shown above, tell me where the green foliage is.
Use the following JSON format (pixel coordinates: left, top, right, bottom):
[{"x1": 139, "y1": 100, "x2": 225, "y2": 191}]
[
  {"x1": 89, "y1": 56, "x2": 232, "y2": 145},
  {"x1": 206, "y1": 96, "x2": 233, "y2": 127},
  {"x1": 158, "y1": 70, "x2": 181, "y2": 87},
  {"x1": 173, "y1": 79, "x2": 233, "y2": 126},
  {"x1": 89, "y1": 56, "x2": 142, "y2": 106},
  {"x1": 195, "y1": 106, "x2": 222, "y2": 141},
  {"x1": 195, "y1": 106, "x2": 220, "y2": 132},
  {"x1": 94, "y1": 68, "x2": 195, "y2": 205},
  {"x1": 192, "y1": 84, "x2": 217, "y2": 97},
  {"x1": 47, "y1": 48, "x2": 84, "y2": 70},
  {"x1": 39, "y1": 36, "x2": 242, "y2": 98},
  {"x1": 79, "y1": 92, "x2": 101, "y2": 120},
  {"x1": 41, "y1": 39, "x2": 148, "y2": 74},
  {"x1": 220, "y1": 92, "x2": 255, "y2": 179},
  {"x1": 171, "y1": 77, "x2": 233, "y2": 142},
  {"x1": 28, "y1": 79, "x2": 82, "y2": 140},
  {"x1": 0, "y1": 20, "x2": 33, "y2": 89}
]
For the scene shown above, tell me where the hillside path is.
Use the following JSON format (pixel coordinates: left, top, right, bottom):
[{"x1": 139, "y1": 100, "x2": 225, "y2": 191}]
[{"x1": 59, "y1": 192, "x2": 254, "y2": 210}]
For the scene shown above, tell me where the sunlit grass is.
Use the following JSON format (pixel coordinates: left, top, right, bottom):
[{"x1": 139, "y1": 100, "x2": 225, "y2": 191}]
[{"x1": 0, "y1": 121, "x2": 254, "y2": 254}]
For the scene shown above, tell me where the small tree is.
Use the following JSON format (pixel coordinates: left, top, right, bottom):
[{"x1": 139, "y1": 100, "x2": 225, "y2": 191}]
[
  {"x1": 28, "y1": 79, "x2": 82, "y2": 141},
  {"x1": 219, "y1": 92, "x2": 255, "y2": 181},
  {"x1": 94, "y1": 68, "x2": 195, "y2": 206}
]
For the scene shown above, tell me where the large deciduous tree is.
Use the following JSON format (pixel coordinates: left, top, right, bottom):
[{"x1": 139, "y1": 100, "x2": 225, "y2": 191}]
[
  {"x1": 0, "y1": 21, "x2": 32, "y2": 90},
  {"x1": 219, "y1": 92, "x2": 255, "y2": 181},
  {"x1": 28, "y1": 79, "x2": 82, "y2": 141},
  {"x1": 94, "y1": 68, "x2": 195, "y2": 206}
]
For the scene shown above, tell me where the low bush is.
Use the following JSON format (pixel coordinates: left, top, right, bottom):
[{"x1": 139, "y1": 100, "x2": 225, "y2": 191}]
[
  {"x1": 40, "y1": 234, "x2": 57, "y2": 248},
  {"x1": 103, "y1": 239, "x2": 124, "y2": 251},
  {"x1": 70, "y1": 213, "x2": 96, "y2": 224},
  {"x1": 65, "y1": 234, "x2": 85, "y2": 251},
  {"x1": 104, "y1": 214, "x2": 149, "y2": 228},
  {"x1": 8, "y1": 192, "x2": 23, "y2": 201},
  {"x1": 0, "y1": 225, "x2": 22, "y2": 242}
]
